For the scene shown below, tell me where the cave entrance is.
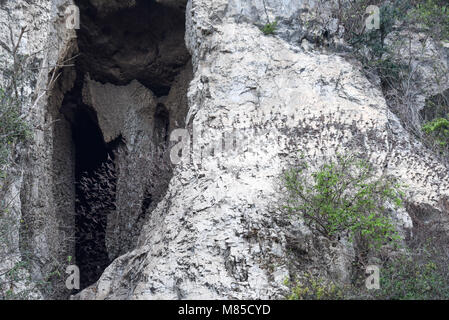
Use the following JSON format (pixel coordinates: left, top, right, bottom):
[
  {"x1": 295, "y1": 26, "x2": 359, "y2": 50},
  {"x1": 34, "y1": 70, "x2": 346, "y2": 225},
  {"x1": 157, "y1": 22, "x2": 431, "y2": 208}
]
[
  {"x1": 61, "y1": 87, "x2": 117, "y2": 289},
  {"x1": 57, "y1": 0, "x2": 192, "y2": 291}
]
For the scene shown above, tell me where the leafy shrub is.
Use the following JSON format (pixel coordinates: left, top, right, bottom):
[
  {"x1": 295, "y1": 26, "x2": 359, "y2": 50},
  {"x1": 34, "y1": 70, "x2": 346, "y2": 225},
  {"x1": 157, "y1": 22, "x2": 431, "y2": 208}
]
[
  {"x1": 409, "y1": 0, "x2": 449, "y2": 41},
  {"x1": 283, "y1": 154, "x2": 403, "y2": 250},
  {"x1": 373, "y1": 255, "x2": 449, "y2": 299},
  {"x1": 285, "y1": 273, "x2": 345, "y2": 300},
  {"x1": 422, "y1": 116, "x2": 449, "y2": 151}
]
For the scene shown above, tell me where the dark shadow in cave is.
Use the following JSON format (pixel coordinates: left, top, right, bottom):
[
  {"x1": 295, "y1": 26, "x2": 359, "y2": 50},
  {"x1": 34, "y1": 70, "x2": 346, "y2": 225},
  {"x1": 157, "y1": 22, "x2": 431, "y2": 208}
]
[
  {"x1": 74, "y1": 0, "x2": 191, "y2": 97},
  {"x1": 61, "y1": 83, "x2": 119, "y2": 289},
  {"x1": 154, "y1": 103, "x2": 170, "y2": 145},
  {"x1": 72, "y1": 107, "x2": 113, "y2": 290}
]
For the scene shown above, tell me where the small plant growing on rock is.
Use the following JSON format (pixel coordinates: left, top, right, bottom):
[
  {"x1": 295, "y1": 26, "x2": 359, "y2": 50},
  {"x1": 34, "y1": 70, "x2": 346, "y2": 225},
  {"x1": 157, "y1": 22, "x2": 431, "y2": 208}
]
[
  {"x1": 261, "y1": 20, "x2": 278, "y2": 35},
  {"x1": 283, "y1": 154, "x2": 403, "y2": 250}
]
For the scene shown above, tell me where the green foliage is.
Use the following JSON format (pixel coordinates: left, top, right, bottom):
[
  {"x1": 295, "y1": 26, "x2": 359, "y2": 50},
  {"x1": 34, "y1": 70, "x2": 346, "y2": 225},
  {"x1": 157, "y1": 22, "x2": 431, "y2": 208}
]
[
  {"x1": 410, "y1": 0, "x2": 449, "y2": 40},
  {"x1": 422, "y1": 115, "x2": 449, "y2": 151},
  {"x1": 285, "y1": 273, "x2": 345, "y2": 300},
  {"x1": 373, "y1": 255, "x2": 449, "y2": 299},
  {"x1": 0, "y1": 87, "x2": 30, "y2": 168},
  {"x1": 283, "y1": 154, "x2": 403, "y2": 250},
  {"x1": 261, "y1": 20, "x2": 278, "y2": 35},
  {"x1": 371, "y1": 57, "x2": 410, "y2": 84}
]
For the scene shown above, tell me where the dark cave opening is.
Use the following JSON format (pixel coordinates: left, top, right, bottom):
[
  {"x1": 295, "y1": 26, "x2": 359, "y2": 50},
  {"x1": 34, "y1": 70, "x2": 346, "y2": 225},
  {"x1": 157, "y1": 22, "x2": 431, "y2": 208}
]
[
  {"x1": 57, "y1": 0, "x2": 191, "y2": 291},
  {"x1": 154, "y1": 103, "x2": 170, "y2": 145},
  {"x1": 72, "y1": 108, "x2": 114, "y2": 290},
  {"x1": 61, "y1": 86, "x2": 117, "y2": 290}
]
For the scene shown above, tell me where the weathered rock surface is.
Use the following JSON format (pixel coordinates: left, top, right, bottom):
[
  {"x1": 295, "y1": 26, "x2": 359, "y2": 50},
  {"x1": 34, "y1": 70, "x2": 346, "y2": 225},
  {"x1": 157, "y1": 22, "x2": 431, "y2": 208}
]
[
  {"x1": 0, "y1": 0, "x2": 77, "y2": 299},
  {"x1": 0, "y1": 0, "x2": 448, "y2": 300},
  {"x1": 77, "y1": 0, "x2": 449, "y2": 299}
]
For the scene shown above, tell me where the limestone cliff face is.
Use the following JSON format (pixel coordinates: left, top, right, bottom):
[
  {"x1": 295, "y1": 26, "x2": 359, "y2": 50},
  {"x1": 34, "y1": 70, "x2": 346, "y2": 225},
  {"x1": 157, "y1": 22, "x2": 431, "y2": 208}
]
[
  {"x1": 78, "y1": 0, "x2": 449, "y2": 299},
  {"x1": 0, "y1": 0, "x2": 448, "y2": 299}
]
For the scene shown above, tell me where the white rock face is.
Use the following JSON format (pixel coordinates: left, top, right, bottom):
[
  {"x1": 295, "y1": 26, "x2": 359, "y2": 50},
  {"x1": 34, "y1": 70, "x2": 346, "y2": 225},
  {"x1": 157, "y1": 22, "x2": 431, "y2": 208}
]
[{"x1": 76, "y1": 0, "x2": 449, "y2": 299}]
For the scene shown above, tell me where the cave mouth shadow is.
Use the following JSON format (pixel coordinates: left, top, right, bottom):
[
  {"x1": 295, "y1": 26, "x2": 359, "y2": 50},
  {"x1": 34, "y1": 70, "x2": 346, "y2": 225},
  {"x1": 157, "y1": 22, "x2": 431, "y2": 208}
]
[
  {"x1": 60, "y1": 83, "x2": 125, "y2": 289},
  {"x1": 64, "y1": 99, "x2": 119, "y2": 290}
]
